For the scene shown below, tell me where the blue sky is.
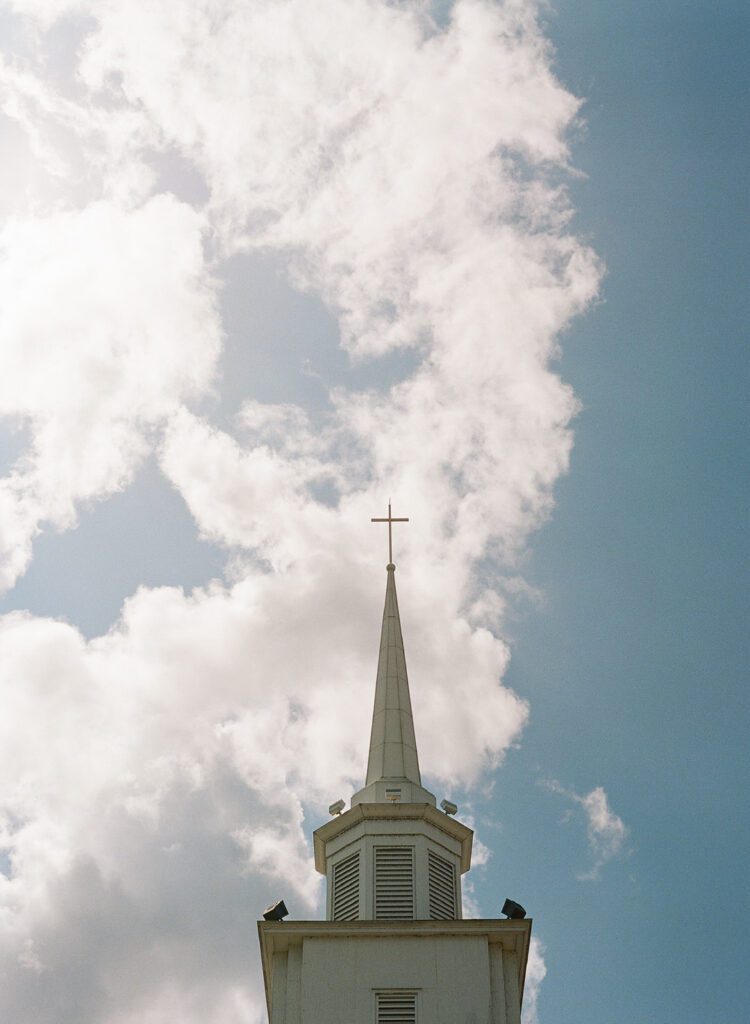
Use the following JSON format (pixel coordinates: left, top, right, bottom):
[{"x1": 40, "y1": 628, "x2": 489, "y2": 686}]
[
  {"x1": 0, "y1": 2, "x2": 746, "y2": 1023},
  {"x1": 490, "y1": 3, "x2": 748, "y2": 1021}
]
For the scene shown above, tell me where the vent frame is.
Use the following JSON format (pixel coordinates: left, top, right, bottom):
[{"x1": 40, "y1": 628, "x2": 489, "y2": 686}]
[
  {"x1": 331, "y1": 850, "x2": 360, "y2": 921},
  {"x1": 373, "y1": 845, "x2": 415, "y2": 920},
  {"x1": 375, "y1": 989, "x2": 418, "y2": 1024},
  {"x1": 427, "y1": 848, "x2": 457, "y2": 920}
]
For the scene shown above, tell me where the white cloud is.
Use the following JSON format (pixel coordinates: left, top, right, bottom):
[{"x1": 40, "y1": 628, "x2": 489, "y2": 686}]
[
  {"x1": 541, "y1": 779, "x2": 629, "y2": 879},
  {"x1": 0, "y1": 195, "x2": 221, "y2": 590},
  {"x1": 522, "y1": 936, "x2": 547, "y2": 1024},
  {"x1": 0, "y1": 599, "x2": 318, "y2": 1022},
  {"x1": 0, "y1": 567, "x2": 527, "y2": 1020},
  {"x1": 0, "y1": 1, "x2": 602, "y2": 1020},
  {"x1": 0, "y1": 49, "x2": 158, "y2": 212},
  {"x1": 578, "y1": 786, "x2": 629, "y2": 877}
]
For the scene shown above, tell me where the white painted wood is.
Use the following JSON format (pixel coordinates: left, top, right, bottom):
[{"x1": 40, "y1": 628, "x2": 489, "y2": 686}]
[
  {"x1": 489, "y1": 943, "x2": 507, "y2": 1024},
  {"x1": 503, "y1": 951, "x2": 522, "y2": 1024},
  {"x1": 286, "y1": 945, "x2": 302, "y2": 1024},
  {"x1": 270, "y1": 951, "x2": 287, "y2": 1024},
  {"x1": 258, "y1": 568, "x2": 530, "y2": 1023},
  {"x1": 259, "y1": 920, "x2": 531, "y2": 1024}
]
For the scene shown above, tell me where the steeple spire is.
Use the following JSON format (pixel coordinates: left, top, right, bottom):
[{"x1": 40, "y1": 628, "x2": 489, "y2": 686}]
[
  {"x1": 365, "y1": 563, "x2": 421, "y2": 786},
  {"x1": 351, "y1": 550, "x2": 436, "y2": 807}
]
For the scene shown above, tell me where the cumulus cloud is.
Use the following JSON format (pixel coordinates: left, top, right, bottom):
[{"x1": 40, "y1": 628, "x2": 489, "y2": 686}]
[
  {"x1": 0, "y1": 1, "x2": 601, "y2": 1020},
  {"x1": 541, "y1": 779, "x2": 629, "y2": 879},
  {"x1": 0, "y1": 195, "x2": 221, "y2": 590},
  {"x1": 0, "y1": 598, "x2": 318, "y2": 1023}
]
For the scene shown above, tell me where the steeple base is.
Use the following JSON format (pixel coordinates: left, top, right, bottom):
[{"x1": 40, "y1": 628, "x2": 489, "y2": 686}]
[
  {"x1": 258, "y1": 918, "x2": 531, "y2": 1024},
  {"x1": 350, "y1": 778, "x2": 436, "y2": 807}
]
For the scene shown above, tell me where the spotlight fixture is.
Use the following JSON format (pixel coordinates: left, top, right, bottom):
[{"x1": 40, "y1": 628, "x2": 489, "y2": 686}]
[
  {"x1": 501, "y1": 898, "x2": 527, "y2": 920},
  {"x1": 328, "y1": 799, "x2": 346, "y2": 816},
  {"x1": 440, "y1": 799, "x2": 458, "y2": 816},
  {"x1": 262, "y1": 899, "x2": 289, "y2": 922}
]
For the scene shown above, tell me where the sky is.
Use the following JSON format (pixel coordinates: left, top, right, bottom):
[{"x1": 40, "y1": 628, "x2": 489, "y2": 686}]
[{"x1": 0, "y1": 2, "x2": 747, "y2": 1023}]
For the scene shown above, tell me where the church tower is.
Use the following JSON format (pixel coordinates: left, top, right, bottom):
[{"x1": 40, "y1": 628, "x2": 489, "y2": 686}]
[{"x1": 258, "y1": 519, "x2": 531, "y2": 1023}]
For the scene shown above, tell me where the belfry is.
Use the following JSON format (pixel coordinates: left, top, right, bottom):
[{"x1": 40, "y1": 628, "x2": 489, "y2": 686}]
[{"x1": 258, "y1": 511, "x2": 531, "y2": 1023}]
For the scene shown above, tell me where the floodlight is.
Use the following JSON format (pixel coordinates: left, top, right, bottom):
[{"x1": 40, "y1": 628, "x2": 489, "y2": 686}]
[
  {"x1": 501, "y1": 898, "x2": 526, "y2": 920},
  {"x1": 329, "y1": 799, "x2": 346, "y2": 816},
  {"x1": 262, "y1": 899, "x2": 289, "y2": 922},
  {"x1": 440, "y1": 799, "x2": 458, "y2": 816}
]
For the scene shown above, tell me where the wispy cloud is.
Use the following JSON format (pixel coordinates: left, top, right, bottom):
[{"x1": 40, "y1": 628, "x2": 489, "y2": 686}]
[
  {"x1": 0, "y1": 1, "x2": 600, "y2": 1019},
  {"x1": 541, "y1": 778, "x2": 630, "y2": 879},
  {"x1": 0, "y1": 196, "x2": 220, "y2": 590},
  {"x1": 522, "y1": 936, "x2": 548, "y2": 1024}
]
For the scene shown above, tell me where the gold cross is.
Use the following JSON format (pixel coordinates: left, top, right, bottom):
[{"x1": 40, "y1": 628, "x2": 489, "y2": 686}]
[{"x1": 371, "y1": 501, "x2": 409, "y2": 565}]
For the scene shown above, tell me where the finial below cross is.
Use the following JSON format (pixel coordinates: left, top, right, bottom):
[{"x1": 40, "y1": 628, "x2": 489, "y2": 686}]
[{"x1": 371, "y1": 501, "x2": 409, "y2": 565}]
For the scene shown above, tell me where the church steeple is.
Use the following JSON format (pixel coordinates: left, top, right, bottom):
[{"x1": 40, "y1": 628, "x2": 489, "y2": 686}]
[
  {"x1": 351, "y1": 562, "x2": 436, "y2": 807},
  {"x1": 260, "y1": 515, "x2": 532, "y2": 1024},
  {"x1": 313, "y1": 530, "x2": 471, "y2": 918},
  {"x1": 365, "y1": 563, "x2": 421, "y2": 786}
]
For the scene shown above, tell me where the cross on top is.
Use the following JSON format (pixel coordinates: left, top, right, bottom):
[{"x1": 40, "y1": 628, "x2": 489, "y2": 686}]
[{"x1": 371, "y1": 501, "x2": 409, "y2": 565}]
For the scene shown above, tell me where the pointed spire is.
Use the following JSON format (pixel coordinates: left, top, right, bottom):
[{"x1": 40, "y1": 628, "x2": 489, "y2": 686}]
[
  {"x1": 351, "y1": 563, "x2": 436, "y2": 807},
  {"x1": 365, "y1": 563, "x2": 422, "y2": 786}
]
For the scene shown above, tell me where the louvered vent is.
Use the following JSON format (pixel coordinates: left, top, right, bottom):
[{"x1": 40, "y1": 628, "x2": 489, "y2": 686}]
[
  {"x1": 428, "y1": 850, "x2": 457, "y2": 920},
  {"x1": 374, "y1": 846, "x2": 415, "y2": 920},
  {"x1": 332, "y1": 851, "x2": 360, "y2": 921},
  {"x1": 376, "y1": 990, "x2": 417, "y2": 1023}
]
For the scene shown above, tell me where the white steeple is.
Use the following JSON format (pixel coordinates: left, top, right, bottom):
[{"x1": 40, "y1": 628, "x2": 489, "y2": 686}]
[
  {"x1": 312, "y1": 555, "x2": 472, "y2": 921},
  {"x1": 258, "y1": 530, "x2": 532, "y2": 1024},
  {"x1": 351, "y1": 563, "x2": 436, "y2": 807},
  {"x1": 366, "y1": 563, "x2": 420, "y2": 784}
]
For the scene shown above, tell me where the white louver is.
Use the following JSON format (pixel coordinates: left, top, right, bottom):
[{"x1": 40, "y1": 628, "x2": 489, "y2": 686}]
[
  {"x1": 428, "y1": 850, "x2": 457, "y2": 920},
  {"x1": 376, "y1": 990, "x2": 417, "y2": 1023},
  {"x1": 374, "y1": 846, "x2": 415, "y2": 919},
  {"x1": 332, "y1": 851, "x2": 360, "y2": 921}
]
